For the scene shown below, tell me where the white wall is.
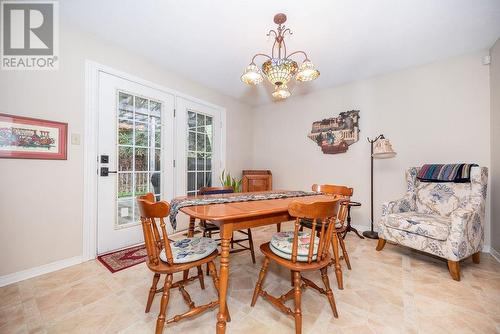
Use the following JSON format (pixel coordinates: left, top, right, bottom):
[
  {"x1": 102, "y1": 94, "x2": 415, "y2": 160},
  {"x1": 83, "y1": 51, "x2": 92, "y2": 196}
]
[
  {"x1": 251, "y1": 52, "x2": 491, "y2": 246},
  {"x1": 491, "y1": 39, "x2": 500, "y2": 253},
  {"x1": 0, "y1": 24, "x2": 253, "y2": 276}
]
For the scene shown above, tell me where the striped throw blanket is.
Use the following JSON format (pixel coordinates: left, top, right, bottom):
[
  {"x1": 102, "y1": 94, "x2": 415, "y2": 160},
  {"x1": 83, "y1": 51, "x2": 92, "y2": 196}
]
[
  {"x1": 169, "y1": 190, "x2": 317, "y2": 230},
  {"x1": 417, "y1": 164, "x2": 478, "y2": 183}
]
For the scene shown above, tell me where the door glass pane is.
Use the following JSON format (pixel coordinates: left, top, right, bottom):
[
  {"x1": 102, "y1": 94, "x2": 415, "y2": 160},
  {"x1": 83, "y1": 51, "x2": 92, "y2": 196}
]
[
  {"x1": 150, "y1": 172, "x2": 161, "y2": 197},
  {"x1": 116, "y1": 91, "x2": 163, "y2": 227},
  {"x1": 135, "y1": 172, "x2": 149, "y2": 196},
  {"x1": 135, "y1": 122, "x2": 148, "y2": 146},
  {"x1": 154, "y1": 149, "x2": 161, "y2": 171},
  {"x1": 118, "y1": 119, "x2": 133, "y2": 145},
  {"x1": 188, "y1": 111, "x2": 196, "y2": 129},
  {"x1": 150, "y1": 101, "x2": 161, "y2": 117},
  {"x1": 118, "y1": 173, "x2": 133, "y2": 198},
  {"x1": 118, "y1": 147, "x2": 133, "y2": 171},
  {"x1": 186, "y1": 110, "x2": 214, "y2": 194},
  {"x1": 118, "y1": 92, "x2": 133, "y2": 119},
  {"x1": 135, "y1": 148, "x2": 148, "y2": 171},
  {"x1": 117, "y1": 199, "x2": 134, "y2": 226},
  {"x1": 135, "y1": 97, "x2": 149, "y2": 114}
]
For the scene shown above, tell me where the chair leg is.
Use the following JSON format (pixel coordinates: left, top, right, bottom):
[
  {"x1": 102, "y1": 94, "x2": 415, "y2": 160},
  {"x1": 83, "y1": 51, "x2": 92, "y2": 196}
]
[
  {"x1": 197, "y1": 265, "x2": 205, "y2": 290},
  {"x1": 447, "y1": 260, "x2": 461, "y2": 281},
  {"x1": 207, "y1": 261, "x2": 231, "y2": 322},
  {"x1": 376, "y1": 238, "x2": 386, "y2": 251},
  {"x1": 277, "y1": 223, "x2": 281, "y2": 232},
  {"x1": 338, "y1": 235, "x2": 351, "y2": 270},
  {"x1": 231, "y1": 232, "x2": 234, "y2": 249},
  {"x1": 182, "y1": 269, "x2": 189, "y2": 282},
  {"x1": 251, "y1": 257, "x2": 270, "y2": 306},
  {"x1": 320, "y1": 267, "x2": 338, "y2": 318},
  {"x1": 146, "y1": 273, "x2": 160, "y2": 313},
  {"x1": 293, "y1": 271, "x2": 302, "y2": 334},
  {"x1": 247, "y1": 229, "x2": 256, "y2": 264},
  {"x1": 155, "y1": 274, "x2": 173, "y2": 334},
  {"x1": 472, "y1": 252, "x2": 480, "y2": 264},
  {"x1": 330, "y1": 234, "x2": 343, "y2": 290}
]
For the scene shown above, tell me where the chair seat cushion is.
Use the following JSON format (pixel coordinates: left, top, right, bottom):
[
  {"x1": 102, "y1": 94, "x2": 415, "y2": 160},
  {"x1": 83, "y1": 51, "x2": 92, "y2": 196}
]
[
  {"x1": 383, "y1": 212, "x2": 451, "y2": 241},
  {"x1": 160, "y1": 237, "x2": 217, "y2": 264},
  {"x1": 270, "y1": 231, "x2": 319, "y2": 262}
]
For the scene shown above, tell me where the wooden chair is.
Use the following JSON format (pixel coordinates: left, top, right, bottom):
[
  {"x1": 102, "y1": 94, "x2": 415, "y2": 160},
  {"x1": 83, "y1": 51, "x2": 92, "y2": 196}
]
[
  {"x1": 299, "y1": 184, "x2": 353, "y2": 289},
  {"x1": 197, "y1": 186, "x2": 256, "y2": 265},
  {"x1": 251, "y1": 199, "x2": 341, "y2": 334},
  {"x1": 137, "y1": 193, "x2": 229, "y2": 334}
]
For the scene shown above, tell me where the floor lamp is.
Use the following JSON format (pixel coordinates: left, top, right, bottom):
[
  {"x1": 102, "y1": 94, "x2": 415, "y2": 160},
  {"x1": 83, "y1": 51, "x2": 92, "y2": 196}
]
[{"x1": 363, "y1": 134, "x2": 397, "y2": 239}]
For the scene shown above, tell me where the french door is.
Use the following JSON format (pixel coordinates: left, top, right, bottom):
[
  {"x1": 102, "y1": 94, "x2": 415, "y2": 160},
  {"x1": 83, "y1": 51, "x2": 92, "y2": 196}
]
[
  {"x1": 95, "y1": 72, "x2": 224, "y2": 255},
  {"x1": 175, "y1": 98, "x2": 223, "y2": 197},
  {"x1": 97, "y1": 72, "x2": 174, "y2": 254}
]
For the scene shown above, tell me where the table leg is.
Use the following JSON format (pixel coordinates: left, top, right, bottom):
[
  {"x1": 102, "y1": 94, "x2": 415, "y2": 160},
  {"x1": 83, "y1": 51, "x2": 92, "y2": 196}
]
[
  {"x1": 217, "y1": 223, "x2": 233, "y2": 334},
  {"x1": 188, "y1": 217, "x2": 195, "y2": 237},
  {"x1": 331, "y1": 230, "x2": 343, "y2": 290}
]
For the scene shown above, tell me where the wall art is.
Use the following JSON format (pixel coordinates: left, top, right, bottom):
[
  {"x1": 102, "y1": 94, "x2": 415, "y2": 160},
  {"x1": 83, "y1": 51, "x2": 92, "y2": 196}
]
[
  {"x1": 307, "y1": 110, "x2": 360, "y2": 154},
  {"x1": 0, "y1": 113, "x2": 67, "y2": 159}
]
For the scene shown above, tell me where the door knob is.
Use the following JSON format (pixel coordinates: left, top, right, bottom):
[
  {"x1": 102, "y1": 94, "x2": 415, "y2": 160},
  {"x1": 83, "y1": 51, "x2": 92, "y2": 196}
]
[{"x1": 100, "y1": 167, "x2": 117, "y2": 176}]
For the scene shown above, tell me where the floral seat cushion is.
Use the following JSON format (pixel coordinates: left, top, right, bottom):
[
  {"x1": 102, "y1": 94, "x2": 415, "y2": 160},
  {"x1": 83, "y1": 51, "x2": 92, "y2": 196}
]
[
  {"x1": 270, "y1": 231, "x2": 319, "y2": 262},
  {"x1": 160, "y1": 237, "x2": 217, "y2": 264},
  {"x1": 384, "y1": 212, "x2": 451, "y2": 241}
]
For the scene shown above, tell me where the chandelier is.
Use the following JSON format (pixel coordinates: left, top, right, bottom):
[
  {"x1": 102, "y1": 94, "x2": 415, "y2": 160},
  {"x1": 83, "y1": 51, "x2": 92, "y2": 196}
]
[{"x1": 241, "y1": 13, "x2": 320, "y2": 100}]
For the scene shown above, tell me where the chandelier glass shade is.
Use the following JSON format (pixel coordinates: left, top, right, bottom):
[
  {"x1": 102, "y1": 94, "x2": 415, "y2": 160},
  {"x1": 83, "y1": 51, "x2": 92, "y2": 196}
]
[
  {"x1": 272, "y1": 84, "x2": 291, "y2": 100},
  {"x1": 241, "y1": 64, "x2": 263, "y2": 85},
  {"x1": 241, "y1": 13, "x2": 320, "y2": 100},
  {"x1": 262, "y1": 58, "x2": 298, "y2": 86},
  {"x1": 296, "y1": 60, "x2": 320, "y2": 82}
]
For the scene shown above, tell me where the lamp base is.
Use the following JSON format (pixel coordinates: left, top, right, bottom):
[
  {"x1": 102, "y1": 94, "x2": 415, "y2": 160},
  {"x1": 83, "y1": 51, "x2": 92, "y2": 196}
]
[{"x1": 362, "y1": 230, "x2": 379, "y2": 239}]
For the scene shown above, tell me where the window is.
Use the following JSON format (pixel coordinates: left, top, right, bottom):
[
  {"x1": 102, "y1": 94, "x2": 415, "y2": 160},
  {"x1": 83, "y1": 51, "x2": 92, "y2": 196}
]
[
  {"x1": 116, "y1": 91, "x2": 162, "y2": 226},
  {"x1": 186, "y1": 110, "x2": 213, "y2": 195}
]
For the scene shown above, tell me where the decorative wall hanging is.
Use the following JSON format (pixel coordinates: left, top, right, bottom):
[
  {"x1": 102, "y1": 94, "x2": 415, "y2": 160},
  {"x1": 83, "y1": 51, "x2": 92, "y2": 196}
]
[
  {"x1": 0, "y1": 113, "x2": 67, "y2": 160},
  {"x1": 307, "y1": 110, "x2": 360, "y2": 154}
]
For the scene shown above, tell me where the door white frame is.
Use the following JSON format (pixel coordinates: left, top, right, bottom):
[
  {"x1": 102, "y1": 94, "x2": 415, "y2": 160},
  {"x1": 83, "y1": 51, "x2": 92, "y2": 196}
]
[{"x1": 83, "y1": 60, "x2": 226, "y2": 261}]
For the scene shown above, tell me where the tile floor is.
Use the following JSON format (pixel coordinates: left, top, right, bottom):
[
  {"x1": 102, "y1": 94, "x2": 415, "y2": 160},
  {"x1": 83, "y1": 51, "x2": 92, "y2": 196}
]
[{"x1": 1, "y1": 225, "x2": 500, "y2": 334}]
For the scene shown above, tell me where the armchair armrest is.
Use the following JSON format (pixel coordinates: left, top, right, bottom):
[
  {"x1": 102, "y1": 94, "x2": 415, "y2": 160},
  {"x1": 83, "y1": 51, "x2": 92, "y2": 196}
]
[
  {"x1": 381, "y1": 196, "x2": 415, "y2": 216},
  {"x1": 447, "y1": 202, "x2": 485, "y2": 260}
]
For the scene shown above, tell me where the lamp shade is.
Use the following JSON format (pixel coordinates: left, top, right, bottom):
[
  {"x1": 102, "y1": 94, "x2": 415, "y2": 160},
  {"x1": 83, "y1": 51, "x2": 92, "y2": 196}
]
[{"x1": 372, "y1": 138, "x2": 396, "y2": 159}]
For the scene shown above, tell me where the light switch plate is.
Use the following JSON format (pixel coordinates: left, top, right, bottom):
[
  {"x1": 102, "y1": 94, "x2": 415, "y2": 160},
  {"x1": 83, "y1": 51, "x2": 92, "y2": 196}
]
[{"x1": 71, "y1": 133, "x2": 81, "y2": 145}]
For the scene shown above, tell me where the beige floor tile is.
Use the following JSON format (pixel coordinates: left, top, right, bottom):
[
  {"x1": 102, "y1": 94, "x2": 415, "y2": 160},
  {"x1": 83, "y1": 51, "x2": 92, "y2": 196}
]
[{"x1": 0, "y1": 228, "x2": 499, "y2": 333}]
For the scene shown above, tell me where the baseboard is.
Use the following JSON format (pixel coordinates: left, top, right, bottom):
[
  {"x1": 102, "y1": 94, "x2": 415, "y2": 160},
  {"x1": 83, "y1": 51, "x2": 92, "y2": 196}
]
[
  {"x1": 490, "y1": 247, "x2": 500, "y2": 263},
  {"x1": 351, "y1": 224, "x2": 370, "y2": 232},
  {"x1": 0, "y1": 256, "x2": 83, "y2": 288}
]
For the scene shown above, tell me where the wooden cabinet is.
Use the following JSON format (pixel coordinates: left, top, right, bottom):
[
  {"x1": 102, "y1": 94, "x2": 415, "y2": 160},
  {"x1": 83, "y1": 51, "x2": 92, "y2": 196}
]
[{"x1": 242, "y1": 170, "x2": 272, "y2": 192}]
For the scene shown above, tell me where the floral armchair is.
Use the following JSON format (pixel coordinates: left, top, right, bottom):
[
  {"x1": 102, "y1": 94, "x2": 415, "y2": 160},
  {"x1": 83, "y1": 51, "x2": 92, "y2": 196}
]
[{"x1": 376, "y1": 166, "x2": 488, "y2": 281}]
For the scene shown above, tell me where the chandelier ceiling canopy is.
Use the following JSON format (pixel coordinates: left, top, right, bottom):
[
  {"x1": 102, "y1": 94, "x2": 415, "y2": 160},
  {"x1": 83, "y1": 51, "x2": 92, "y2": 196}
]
[{"x1": 241, "y1": 13, "x2": 320, "y2": 100}]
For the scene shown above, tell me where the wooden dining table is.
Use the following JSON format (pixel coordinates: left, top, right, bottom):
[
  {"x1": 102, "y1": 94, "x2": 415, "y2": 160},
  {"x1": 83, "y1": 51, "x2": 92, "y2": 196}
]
[{"x1": 179, "y1": 191, "x2": 343, "y2": 334}]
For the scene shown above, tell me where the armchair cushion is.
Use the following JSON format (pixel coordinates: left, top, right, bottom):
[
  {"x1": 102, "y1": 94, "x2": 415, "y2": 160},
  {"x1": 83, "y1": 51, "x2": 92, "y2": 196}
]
[
  {"x1": 384, "y1": 212, "x2": 451, "y2": 241},
  {"x1": 415, "y1": 182, "x2": 471, "y2": 217}
]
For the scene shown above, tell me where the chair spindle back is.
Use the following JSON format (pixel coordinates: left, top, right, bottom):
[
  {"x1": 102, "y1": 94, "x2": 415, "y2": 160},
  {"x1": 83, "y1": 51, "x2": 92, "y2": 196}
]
[
  {"x1": 312, "y1": 184, "x2": 353, "y2": 227},
  {"x1": 288, "y1": 199, "x2": 340, "y2": 264},
  {"x1": 137, "y1": 193, "x2": 173, "y2": 266}
]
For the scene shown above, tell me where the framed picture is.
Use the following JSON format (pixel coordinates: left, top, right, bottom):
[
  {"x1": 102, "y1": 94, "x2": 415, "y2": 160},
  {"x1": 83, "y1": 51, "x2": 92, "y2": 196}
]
[{"x1": 0, "y1": 113, "x2": 67, "y2": 160}]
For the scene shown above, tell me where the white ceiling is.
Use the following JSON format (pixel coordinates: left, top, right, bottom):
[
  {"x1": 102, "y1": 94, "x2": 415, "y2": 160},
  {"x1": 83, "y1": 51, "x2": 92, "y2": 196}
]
[{"x1": 62, "y1": 0, "x2": 500, "y2": 106}]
